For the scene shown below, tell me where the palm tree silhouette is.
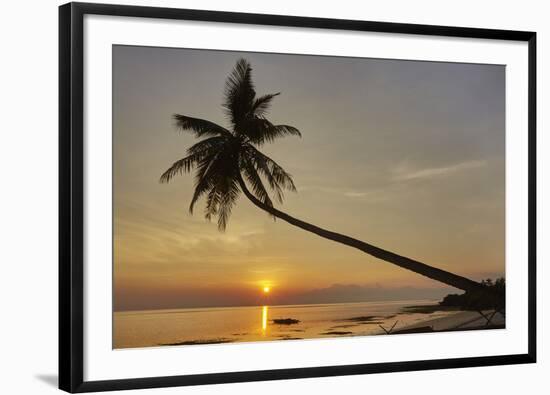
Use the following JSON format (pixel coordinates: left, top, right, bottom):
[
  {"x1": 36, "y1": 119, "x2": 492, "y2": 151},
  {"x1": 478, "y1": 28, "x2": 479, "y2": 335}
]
[{"x1": 161, "y1": 58, "x2": 485, "y2": 294}]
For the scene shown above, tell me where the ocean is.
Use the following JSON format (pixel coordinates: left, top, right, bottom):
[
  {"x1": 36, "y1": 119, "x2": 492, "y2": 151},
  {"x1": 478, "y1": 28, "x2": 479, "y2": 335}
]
[{"x1": 113, "y1": 299, "x2": 456, "y2": 349}]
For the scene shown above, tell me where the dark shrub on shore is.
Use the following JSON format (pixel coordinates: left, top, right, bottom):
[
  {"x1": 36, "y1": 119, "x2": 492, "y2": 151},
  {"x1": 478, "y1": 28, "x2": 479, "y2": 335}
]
[{"x1": 439, "y1": 278, "x2": 505, "y2": 311}]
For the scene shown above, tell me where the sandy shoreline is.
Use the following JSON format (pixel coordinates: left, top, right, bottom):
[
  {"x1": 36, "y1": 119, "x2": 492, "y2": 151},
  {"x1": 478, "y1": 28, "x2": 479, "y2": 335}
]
[{"x1": 392, "y1": 309, "x2": 505, "y2": 334}]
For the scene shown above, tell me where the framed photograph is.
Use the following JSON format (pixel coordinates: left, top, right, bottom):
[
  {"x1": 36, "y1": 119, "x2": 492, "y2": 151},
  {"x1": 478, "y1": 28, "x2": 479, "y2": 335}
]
[{"x1": 59, "y1": 2, "x2": 536, "y2": 392}]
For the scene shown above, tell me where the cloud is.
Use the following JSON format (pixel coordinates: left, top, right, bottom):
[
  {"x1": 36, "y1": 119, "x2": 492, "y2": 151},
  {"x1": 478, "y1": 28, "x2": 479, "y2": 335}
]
[
  {"x1": 299, "y1": 185, "x2": 388, "y2": 202},
  {"x1": 297, "y1": 185, "x2": 343, "y2": 194},
  {"x1": 393, "y1": 160, "x2": 486, "y2": 181},
  {"x1": 343, "y1": 191, "x2": 369, "y2": 198},
  {"x1": 296, "y1": 159, "x2": 488, "y2": 203}
]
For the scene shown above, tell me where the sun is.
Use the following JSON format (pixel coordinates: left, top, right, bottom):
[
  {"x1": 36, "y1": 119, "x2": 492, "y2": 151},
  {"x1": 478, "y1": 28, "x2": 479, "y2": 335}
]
[{"x1": 263, "y1": 286, "x2": 270, "y2": 294}]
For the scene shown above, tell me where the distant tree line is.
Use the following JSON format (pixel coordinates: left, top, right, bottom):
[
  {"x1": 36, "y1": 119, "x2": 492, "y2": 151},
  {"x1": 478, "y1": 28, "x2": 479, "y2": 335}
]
[{"x1": 439, "y1": 278, "x2": 505, "y2": 311}]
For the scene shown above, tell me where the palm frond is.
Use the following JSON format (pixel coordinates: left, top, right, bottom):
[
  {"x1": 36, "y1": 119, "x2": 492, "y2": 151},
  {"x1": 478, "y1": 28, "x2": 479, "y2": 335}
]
[
  {"x1": 189, "y1": 146, "x2": 241, "y2": 223},
  {"x1": 252, "y1": 93, "x2": 280, "y2": 117},
  {"x1": 160, "y1": 137, "x2": 226, "y2": 183},
  {"x1": 215, "y1": 178, "x2": 241, "y2": 231},
  {"x1": 160, "y1": 152, "x2": 204, "y2": 183},
  {"x1": 263, "y1": 124, "x2": 301, "y2": 142},
  {"x1": 201, "y1": 167, "x2": 240, "y2": 231},
  {"x1": 173, "y1": 114, "x2": 231, "y2": 137},
  {"x1": 241, "y1": 118, "x2": 301, "y2": 145},
  {"x1": 241, "y1": 157, "x2": 273, "y2": 207},
  {"x1": 188, "y1": 153, "x2": 221, "y2": 213},
  {"x1": 245, "y1": 145, "x2": 296, "y2": 203},
  {"x1": 222, "y1": 58, "x2": 256, "y2": 129},
  {"x1": 204, "y1": 187, "x2": 221, "y2": 220},
  {"x1": 186, "y1": 136, "x2": 227, "y2": 155}
]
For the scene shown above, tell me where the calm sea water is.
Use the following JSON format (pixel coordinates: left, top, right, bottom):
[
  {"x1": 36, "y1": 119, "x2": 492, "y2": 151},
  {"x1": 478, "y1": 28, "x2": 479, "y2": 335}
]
[{"x1": 114, "y1": 300, "x2": 455, "y2": 349}]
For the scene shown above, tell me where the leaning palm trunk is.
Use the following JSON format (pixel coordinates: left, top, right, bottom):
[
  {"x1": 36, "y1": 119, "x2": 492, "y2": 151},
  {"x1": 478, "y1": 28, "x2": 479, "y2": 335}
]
[{"x1": 237, "y1": 176, "x2": 484, "y2": 293}]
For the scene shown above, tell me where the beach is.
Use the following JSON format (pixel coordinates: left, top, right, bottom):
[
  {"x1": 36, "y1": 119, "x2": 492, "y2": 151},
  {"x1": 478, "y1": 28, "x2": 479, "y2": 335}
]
[
  {"x1": 114, "y1": 300, "x2": 504, "y2": 349},
  {"x1": 392, "y1": 309, "x2": 505, "y2": 334}
]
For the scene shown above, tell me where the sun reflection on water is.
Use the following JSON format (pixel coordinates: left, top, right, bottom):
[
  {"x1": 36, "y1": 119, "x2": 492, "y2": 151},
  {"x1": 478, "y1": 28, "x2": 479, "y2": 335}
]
[{"x1": 262, "y1": 305, "x2": 268, "y2": 334}]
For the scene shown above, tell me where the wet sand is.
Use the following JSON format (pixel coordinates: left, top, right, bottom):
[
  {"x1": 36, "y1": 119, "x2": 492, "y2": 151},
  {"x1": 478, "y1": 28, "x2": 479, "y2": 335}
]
[{"x1": 394, "y1": 309, "x2": 505, "y2": 334}]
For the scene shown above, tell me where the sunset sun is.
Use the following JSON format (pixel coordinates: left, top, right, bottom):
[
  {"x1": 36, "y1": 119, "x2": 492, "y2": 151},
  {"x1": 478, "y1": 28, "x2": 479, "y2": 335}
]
[{"x1": 263, "y1": 286, "x2": 270, "y2": 294}]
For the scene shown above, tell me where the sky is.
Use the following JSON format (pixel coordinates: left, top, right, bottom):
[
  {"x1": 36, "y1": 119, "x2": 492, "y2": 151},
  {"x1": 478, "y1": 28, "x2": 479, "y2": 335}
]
[{"x1": 113, "y1": 45, "x2": 505, "y2": 311}]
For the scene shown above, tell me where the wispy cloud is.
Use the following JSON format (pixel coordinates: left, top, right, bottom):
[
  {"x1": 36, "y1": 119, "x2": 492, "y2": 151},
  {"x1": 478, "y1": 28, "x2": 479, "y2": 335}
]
[
  {"x1": 298, "y1": 185, "x2": 388, "y2": 202},
  {"x1": 297, "y1": 185, "x2": 342, "y2": 194},
  {"x1": 393, "y1": 160, "x2": 487, "y2": 181},
  {"x1": 281, "y1": 159, "x2": 487, "y2": 204},
  {"x1": 343, "y1": 191, "x2": 369, "y2": 198}
]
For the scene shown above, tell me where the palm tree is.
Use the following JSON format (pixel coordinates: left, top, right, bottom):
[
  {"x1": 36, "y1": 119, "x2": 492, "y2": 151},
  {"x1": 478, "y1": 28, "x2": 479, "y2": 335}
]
[{"x1": 160, "y1": 58, "x2": 486, "y2": 294}]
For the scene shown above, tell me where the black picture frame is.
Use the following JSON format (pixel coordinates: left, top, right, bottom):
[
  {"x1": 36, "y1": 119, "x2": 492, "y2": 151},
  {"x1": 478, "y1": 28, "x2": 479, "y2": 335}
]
[{"x1": 59, "y1": 2, "x2": 537, "y2": 393}]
